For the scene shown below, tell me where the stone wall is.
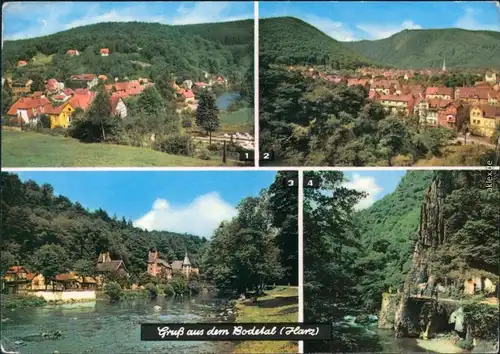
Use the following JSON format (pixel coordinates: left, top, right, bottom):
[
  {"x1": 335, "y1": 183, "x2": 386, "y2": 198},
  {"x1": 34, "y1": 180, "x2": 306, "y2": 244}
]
[{"x1": 31, "y1": 290, "x2": 96, "y2": 302}]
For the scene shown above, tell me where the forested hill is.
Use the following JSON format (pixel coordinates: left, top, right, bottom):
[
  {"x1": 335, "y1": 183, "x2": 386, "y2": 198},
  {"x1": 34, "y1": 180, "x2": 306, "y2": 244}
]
[
  {"x1": 0, "y1": 173, "x2": 207, "y2": 277},
  {"x1": 343, "y1": 28, "x2": 500, "y2": 69},
  {"x1": 260, "y1": 17, "x2": 374, "y2": 69},
  {"x1": 2, "y1": 20, "x2": 253, "y2": 82},
  {"x1": 354, "y1": 171, "x2": 433, "y2": 310}
]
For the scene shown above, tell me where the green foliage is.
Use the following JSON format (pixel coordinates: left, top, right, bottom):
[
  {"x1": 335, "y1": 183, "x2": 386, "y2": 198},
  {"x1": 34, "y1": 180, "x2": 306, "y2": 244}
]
[
  {"x1": 104, "y1": 281, "x2": 123, "y2": 302},
  {"x1": 73, "y1": 259, "x2": 97, "y2": 277},
  {"x1": 463, "y1": 303, "x2": 498, "y2": 340},
  {"x1": 163, "y1": 283, "x2": 175, "y2": 297},
  {"x1": 456, "y1": 339, "x2": 474, "y2": 350},
  {"x1": 0, "y1": 172, "x2": 208, "y2": 280},
  {"x1": 1, "y1": 294, "x2": 47, "y2": 309},
  {"x1": 3, "y1": 21, "x2": 252, "y2": 83},
  {"x1": 354, "y1": 172, "x2": 434, "y2": 311},
  {"x1": 202, "y1": 173, "x2": 297, "y2": 294},
  {"x1": 196, "y1": 91, "x2": 220, "y2": 141},
  {"x1": 153, "y1": 134, "x2": 194, "y2": 156},
  {"x1": 260, "y1": 17, "x2": 373, "y2": 69},
  {"x1": 344, "y1": 28, "x2": 500, "y2": 69},
  {"x1": 170, "y1": 276, "x2": 188, "y2": 295},
  {"x1": 145, "y1": 283, "x2": 158, "y2": 299},
  {"x1": 32, "y1": 244, "x2": 69, "y2": 287},
  {"x1": 0, "y1": 251, "x2": 16, "y2": 276},
  {"x1": 2, "y1": 85, "x2": 14, "y2": 115}
]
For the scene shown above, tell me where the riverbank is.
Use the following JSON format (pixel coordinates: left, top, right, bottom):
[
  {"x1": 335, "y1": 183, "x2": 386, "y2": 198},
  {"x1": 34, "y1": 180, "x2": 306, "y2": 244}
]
[
  {"x1": 233, "y1": 286, "x2": 299, "y2": 354},
  {"x1": 1, "y1": 294, "x2": 47, "y2": 309},
  {"x1": 416, "y1": 338, "x2": 464, "y2": 353}
]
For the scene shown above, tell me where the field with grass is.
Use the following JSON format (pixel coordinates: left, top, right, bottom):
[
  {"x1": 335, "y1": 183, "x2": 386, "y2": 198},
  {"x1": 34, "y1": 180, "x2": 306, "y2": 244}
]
[
  {"x1": 1, "y1": 130, "x2": 238, "y2": 167},
  {"x1": 31, "y1": 53, "x2": 54, "y2": 65},
  {"x1": 234, "y1": 286, "x2": 298, "y2": 354},
  {"x1": 219, "y1": 107, "x2": 253, "y2": 133}
]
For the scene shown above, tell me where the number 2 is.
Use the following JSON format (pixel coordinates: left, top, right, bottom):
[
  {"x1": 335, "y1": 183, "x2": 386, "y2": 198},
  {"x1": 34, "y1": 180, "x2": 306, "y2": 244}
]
[{"x1": 263, "y1": 153, "x2": 270, "y2": 159}]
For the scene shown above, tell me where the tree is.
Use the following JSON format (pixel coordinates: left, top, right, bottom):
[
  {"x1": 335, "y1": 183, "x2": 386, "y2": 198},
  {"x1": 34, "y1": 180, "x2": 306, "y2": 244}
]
[
  {"x1": 73, "y1": 259, "x2": 96, "y2": 277},
  {"x1": 104, "y1": 281, "x2": 123, "y2": 302},
  {"x1": 87, "y1": 89, "x2": 112, "y2": 141},
  {"x1": 0, "y1": 251, "x2": 16, "y2": 277},
  {"x1": 2, "y1": 84, "x2": 14, "y2": 115},
  {"x1": 196, "y1": 90, "x2": 220, "y2": 144},
  {"x1": 32, "y1": 244, "x2": 69, "y2": 290}
]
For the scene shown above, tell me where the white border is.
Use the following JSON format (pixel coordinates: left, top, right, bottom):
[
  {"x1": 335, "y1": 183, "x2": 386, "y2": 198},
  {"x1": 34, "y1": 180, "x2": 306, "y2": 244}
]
[
  {"x1": 298, "y1": 170, "x2": 304, "y2": 354},
  {"x1": 254, "y1": 1, "x2": 260, "y2": 167},
  {"x1": 3, "y1": 166, "x2": 497, "y2": 172}
]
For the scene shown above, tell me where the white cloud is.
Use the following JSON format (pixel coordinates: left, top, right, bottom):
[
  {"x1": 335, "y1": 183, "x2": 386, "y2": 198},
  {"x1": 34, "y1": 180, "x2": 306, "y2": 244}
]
[
  {"x1": 305, "y1": 15, "x2": 357, "y2": 41},
  {"x1": 453, "y1": 7, "x2": 499, "y2": 31},
  {"x1": 3, "y1": 2, "x2": 252, "y2": 40},
  {"x1": 134, "y1": 193, "x2": 238, "y2": 238},
  {"x1": 341, "y1": 174, "x2": 383, "y2": 210},
  {"x1": 356, "y1": 19, "x2": 422, "y2": 40}
]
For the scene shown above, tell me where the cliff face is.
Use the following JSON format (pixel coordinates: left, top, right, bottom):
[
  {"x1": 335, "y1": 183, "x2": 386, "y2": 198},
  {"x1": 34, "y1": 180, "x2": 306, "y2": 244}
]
[{"x1": 394, "y1": 173, "x2": 450, "y2": 337}]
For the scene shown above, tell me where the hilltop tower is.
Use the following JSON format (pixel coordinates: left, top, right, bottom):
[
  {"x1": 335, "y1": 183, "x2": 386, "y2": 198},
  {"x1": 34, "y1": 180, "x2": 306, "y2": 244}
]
[{"x1": 442, "y1": 58, "x2": 447, "y2": 72}]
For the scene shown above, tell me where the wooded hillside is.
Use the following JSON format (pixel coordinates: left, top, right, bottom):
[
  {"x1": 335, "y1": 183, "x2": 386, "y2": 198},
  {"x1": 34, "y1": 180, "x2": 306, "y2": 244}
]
[
  {"x1": 3, "y1": 20, "x2": 253, "y2": 83},
  {"x1": 344, "y1": 28, "x2": 500, "y2": 69}
]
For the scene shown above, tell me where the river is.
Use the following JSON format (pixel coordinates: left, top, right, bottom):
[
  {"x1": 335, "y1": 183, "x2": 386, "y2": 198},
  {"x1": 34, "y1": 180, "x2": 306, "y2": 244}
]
[
  {"x1": 2, "y1": 295, "x2": 233, "y2": 354},
  {"x1": 216, "y1": 92, "x2": 240, "y2": 111}
]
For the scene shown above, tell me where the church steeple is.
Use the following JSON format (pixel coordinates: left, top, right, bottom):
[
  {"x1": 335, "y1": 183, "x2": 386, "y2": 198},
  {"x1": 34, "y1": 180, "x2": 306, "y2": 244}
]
[
  {"x1": 442, "y1": 58, "x2": 447, "y2": 72},
  {"x1": 183, "y1": 251, "x2": 191, "y2": 267}
]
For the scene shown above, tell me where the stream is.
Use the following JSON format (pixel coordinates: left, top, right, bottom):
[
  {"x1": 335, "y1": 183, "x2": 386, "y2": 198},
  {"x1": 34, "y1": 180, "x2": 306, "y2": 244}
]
[{"x1": 1, "y1": 294, "x2": 233, "y2": 354}]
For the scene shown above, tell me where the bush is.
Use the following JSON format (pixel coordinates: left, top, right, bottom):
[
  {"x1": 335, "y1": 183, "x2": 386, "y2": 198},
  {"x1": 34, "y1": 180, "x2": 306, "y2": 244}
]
[
  {"x1": 170, "y1": 276, "x2": 188, "y2": 295},
  {"x1": 49, "y1": 126, "x2": 68, "y2": 137},
  {"x1": 145, "y1": 283, "x2": 158, "y2": 299},
  {"x1": 1, "y1": 294, "x2": 47, "y2": 309},
  {"x1": 164, "y1": 284, "x2": 175, "y2": 297},
  {"x1": 196, "y1": 147, "x2": 211, "y2": 160},
  {"x1": 187, "y1": 280, "x2": 201, "y2": 295},
  {"x1": 456, "y1": 339, "x2": 474, "y2": 350},
  {"x1": 104, "y1": 282, "x2": 123, "y2": 302},
  {"x1": 154, "y1": 134, "x2": 194, "y2": 156}
]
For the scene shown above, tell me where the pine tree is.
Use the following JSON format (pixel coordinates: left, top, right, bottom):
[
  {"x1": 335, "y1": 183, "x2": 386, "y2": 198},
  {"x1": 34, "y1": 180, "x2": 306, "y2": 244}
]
[{"x1": 196, "y1": 91, "x2": 220, "y2": 144}]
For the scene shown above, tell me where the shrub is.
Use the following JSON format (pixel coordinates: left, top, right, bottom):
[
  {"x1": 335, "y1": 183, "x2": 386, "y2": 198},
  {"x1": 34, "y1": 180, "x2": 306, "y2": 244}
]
[
  {"x1": 164, "y1": 284, "x2": 175, "y2": 297},
  {"x1": 170, "y1": 276, "x2": 188, "y2": 295},
  {"x1": 104, "y1": 282, "x2": 123, "y2": 302},
  {"x1": 196, "y1": 147, "x2": 211, "y2": 160},
  {"x1": 187, "y1": 280, "x2": 201, "y2": 295},
  {"x1": 145, "y1": 283, "x2": 158, "y2": 299},
  {"x1": 456, "y1": 339, "x2": 474, "y2": 350},
  {"x1": 154, "y1": 134, "x2": 194, "y2": 156}
]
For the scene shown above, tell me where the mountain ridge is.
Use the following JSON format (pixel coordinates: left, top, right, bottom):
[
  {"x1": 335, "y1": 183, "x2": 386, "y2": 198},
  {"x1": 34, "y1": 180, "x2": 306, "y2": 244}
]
[{"x1": 343, "y1": 27, "x2": 500, "y2": 69}]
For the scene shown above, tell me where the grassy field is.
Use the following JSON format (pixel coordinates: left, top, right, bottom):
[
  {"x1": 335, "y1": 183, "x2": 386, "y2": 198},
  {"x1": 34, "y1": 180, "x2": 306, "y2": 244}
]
[
  {"x1": 1, "y1": 130, "x2": 237, "y2": 167},
  {"x1": 415, "y1": 144, "x2": 495, "y2": 166},
  {"x1": 219, "y1": 108, "x2": 253, "y2": 133},
  {"x1": 234, "y1": 286, "x2": 298, "y2": 354},
  {"x1": 31, "y1": 53, "x2": 54, "y2": 65}
]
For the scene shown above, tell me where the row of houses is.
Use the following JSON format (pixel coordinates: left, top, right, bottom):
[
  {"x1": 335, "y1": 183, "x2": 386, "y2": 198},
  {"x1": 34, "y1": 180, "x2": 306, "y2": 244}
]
[
  {"x1": 16, "y1": 48, "x2": 111, "y2": 67},
  {"x1": 295, "y1": 66, "x2": 500, "y2": 138},
  {"x1": 3, "y1": 251, "x2": 198, "y2": 293}
]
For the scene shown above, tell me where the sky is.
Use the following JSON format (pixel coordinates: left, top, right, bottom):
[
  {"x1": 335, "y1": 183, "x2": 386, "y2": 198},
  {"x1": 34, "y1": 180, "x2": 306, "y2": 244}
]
[
  {"x1": 14, "y1": 170, "x2": 276, "y2": 238},
  {"x1": 2, "y1": 1, "x2": 254, "y2": 40},
  {"x1": 260, "y1": 1, "x2": 500, "y2": 41},
  {"x1": 342, "y1": 170, "x2": 407, "y2": 210}
]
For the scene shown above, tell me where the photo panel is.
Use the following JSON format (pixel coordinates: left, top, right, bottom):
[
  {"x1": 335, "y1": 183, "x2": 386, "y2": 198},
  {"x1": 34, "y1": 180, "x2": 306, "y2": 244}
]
[
  {"x1": 259, "y1": 1, "x2": 500, "y2": 167},
  {"x1": 302, "y1": 169, "x2": 499, "y2": 353},
  {"x1": 0, "y1": 169, "x2": 299, "y2": 353},
  {"x1": 1, "y1": 1, "x2": 255, "y2": 168}
]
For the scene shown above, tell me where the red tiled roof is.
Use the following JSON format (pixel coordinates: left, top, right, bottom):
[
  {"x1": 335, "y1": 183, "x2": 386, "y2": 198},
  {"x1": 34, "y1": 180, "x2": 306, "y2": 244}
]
[
  {"x1": 183, "y1": 90, "x2": 194, "y2": 99},
  {"x1": 426, "y1": 87, "x2": 453, "y2": 97},
  {"x1": 7, "y1": 97, "x2": 51, "y2": 118},
  {"x1": 473, "y1": 104, "x2": 500, "y2": 118},
  {"x1": 69, "y1": 90, "x2": 95, "y2": 111},
  {"x1": 44, "y1": 102, "x2": 70, "y2": 115},
  {"x1": 456, "y1": 87, "x2": 491, "y2": 100},
  {"x1": 100, "y1": 48, "x2": 110, "y2": 54},
  {"x1": 426, "y1": 98, "x2": 455, "y2": 109},
  {"x1": 71, "y1": 74, "x2": 96, "y2": 81},
  {"x1": 6, "y1": 266, "x2": 29, "y2": 274},
  {"x1": 47, "y1": 78, "x2": 58, "y2": 91},
  {"x1": 55, "y1": 272, "x2": 77, "y2": 281},
  {"x1": 380, "y1": 94, "x2": 413, "y2": 103},
  {"x1": 64, "y1": 88, "x2": 74, "y2": 96},
  {"x1": 18, "y1": 60, "x2": 27, "y2": 65},
  {"x1": 195, "y1": 82, "x2": 206, "y2": 87}
]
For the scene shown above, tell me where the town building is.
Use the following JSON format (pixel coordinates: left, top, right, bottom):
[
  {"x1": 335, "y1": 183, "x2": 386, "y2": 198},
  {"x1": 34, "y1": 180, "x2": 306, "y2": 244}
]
[
  {"x1": 45, "y1": 101, "x2": 75, "y2": 129},
  {"x1": 100, "y1": 48, "x2": 110, "y2": 56},
  {"x1": 70, "y1": 74, "x2": 98, "y2": 89},
  {"x1": 66, "y1": 49, "x2": 80, "y2": 56},
  {"x1": 378, "y1": 95, "x2": 415, "y2": 116},
  {"x1": 147, "y1": 250, "x2": 173, "y2": 280},
  {"x1": 425, "y1": 87, "x2": 454, "y2": 100},
  {"x1": 17, "y1": 60, "x2": 27, "y2": 67},
  {"x1": 7, "y1": 96, "x2": 50, "y2": 124},
  {"x1": 9, "y1": 79, "x2": 33, "y2": 97},
  {"x1": 469, "y1": 104, "x2": 500, "y2": 138},
  {"x1": 96, "y1": 252, "x2": 128, "y2": 284},
  {"x1": 110, "y1": 96, "x2": 127, "y2": 118}
]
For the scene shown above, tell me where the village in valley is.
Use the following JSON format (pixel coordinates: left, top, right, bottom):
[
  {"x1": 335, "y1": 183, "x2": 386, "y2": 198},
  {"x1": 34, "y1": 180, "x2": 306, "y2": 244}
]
[
  {"x1": 1, "y1": 3, "x2": 255, "y2": 167},
  {"x1": 288, "y1": 63, "x2": 500, "y2": 142}
]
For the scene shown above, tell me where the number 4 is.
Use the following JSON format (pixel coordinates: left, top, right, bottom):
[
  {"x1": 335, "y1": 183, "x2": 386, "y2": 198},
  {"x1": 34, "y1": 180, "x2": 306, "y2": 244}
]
[{"x1": 307, "y1": 179, "x2": 314, "y2": 187}]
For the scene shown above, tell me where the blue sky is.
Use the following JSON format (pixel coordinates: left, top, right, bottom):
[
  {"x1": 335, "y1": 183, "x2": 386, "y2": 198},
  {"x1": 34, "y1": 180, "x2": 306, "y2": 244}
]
[
  {"x1": 2, "y1": 1, "x2": 254, "y2": 40},
  {"x1": 14, "y1": 171, "x2": 276, "y2": 237},
  {"x1": 342, "y1": 170, "x2": 407, "y2": 209},
  {"x1": 260, "y1": 1, "x2": 500, "y2": 41}
]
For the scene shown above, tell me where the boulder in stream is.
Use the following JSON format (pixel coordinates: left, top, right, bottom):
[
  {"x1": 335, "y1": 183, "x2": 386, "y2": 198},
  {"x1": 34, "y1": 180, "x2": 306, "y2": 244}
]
[{"x1": 153, "y1": 306, "x2": 162, "y2": 312}]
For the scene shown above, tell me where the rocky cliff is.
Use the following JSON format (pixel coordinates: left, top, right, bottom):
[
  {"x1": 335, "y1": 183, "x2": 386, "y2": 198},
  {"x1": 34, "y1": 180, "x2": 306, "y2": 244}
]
[{"x1": 394, "y1": 173, "x2": 451, "y2": 337}]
